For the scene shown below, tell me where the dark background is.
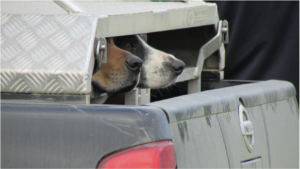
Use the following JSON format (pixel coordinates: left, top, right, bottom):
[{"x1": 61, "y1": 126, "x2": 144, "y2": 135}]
[{"x1": 208, "y1": 1, "x2": 299, "y2": 102}]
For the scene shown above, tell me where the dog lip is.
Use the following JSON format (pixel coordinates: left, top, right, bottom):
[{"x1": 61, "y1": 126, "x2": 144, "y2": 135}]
[
  {"x1": 108, "y1": 79, "x2": 139, "y2": 97},
  {"x1": 91, "y1": 82, "x2": 106, "y2": 96}
]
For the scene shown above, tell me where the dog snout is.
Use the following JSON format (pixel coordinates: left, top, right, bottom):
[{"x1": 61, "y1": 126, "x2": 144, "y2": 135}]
[
  {"x1": 125, "y1": 56, "x2": 143, "y2": 72},
  {"x1": 170, "y1": 58, "x2": 185, "y2": 76}
]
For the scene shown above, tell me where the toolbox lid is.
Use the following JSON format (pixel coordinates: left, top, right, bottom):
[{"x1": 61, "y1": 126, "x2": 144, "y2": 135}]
[
  {"x1": 1, "y1": 12, "x2": 98, "y2": 94},
  {"x1": 2, "y1": 1, "x2": 219, "y2": 37}
]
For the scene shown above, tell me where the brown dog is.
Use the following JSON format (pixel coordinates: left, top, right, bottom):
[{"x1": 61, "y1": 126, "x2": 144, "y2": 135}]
[{"x1": 92, "y1": 38, "x2": 143, "y2": 100}]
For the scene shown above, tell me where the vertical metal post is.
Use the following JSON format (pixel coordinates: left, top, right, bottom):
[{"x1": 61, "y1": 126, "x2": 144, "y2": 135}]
[
  {"x1": 125, "y1": 89, "x2": 138, "y2": 105},
  {"x1": 188, "y1": 78, "x2": 200, "y2": 94},
  {"x1": 139, "y1": 88, "x2": 151, "y2": 105}
]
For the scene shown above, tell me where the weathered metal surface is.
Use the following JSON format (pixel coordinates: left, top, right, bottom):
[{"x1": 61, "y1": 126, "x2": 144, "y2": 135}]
[
  {"x1": 1, "y1": 93, "x2": 90, "y2": 104},
  {"x1": 169, "y1": 115, "x2": 229, "y2": 168},
  {"x1": 54, "y1": 0, "x2": 88, "y2": 14},
  {"x1": 146, "y1": 80, "x2": 296, "y2": 123},
  {"x1": 1, "y1": 104, "x2": 171, "y2": 168},
  {"x1": 261, "y1": 97, "x2": 299, "y2": 168},
  {"x1": 1, "y1": 14, "x2": 97, "y2": 94},
  {"x1": 147, "y1": 80, "x2": 298, "y2": 168},
  {"x1": 216, "y1": 106, "x2": 269, "y2": 168},
  {"x1": 147, "y1": 83, "x2": 237, "y2": 123}
]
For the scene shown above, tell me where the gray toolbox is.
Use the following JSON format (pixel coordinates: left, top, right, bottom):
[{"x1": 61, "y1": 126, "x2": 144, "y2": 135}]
[{"x1": 1, "y1": 0, "x2": 227, "y2": 105}]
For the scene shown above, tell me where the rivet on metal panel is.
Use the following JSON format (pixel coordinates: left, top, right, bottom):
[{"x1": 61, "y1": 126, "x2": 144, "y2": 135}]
[{"x1": 238, "y1": 104, "x2": 254, "y2": 152}]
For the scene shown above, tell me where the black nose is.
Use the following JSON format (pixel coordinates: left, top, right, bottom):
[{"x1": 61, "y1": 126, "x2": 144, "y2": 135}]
[
  {"x1": 171, "y1": 58, "x2": 185, "y2": 76},
  {"x1": 125, "y1": 56, "x2": 143, "y2": 72}
]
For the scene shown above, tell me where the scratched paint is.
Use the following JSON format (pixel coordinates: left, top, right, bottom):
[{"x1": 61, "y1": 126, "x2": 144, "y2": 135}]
[
  {"x1": 204, "y1": 105, "x2": 212, "y2": 127},
  {"x1": 177, "y1": 121, "x2": 189, "y2": 143},
  {"x1": 288, "y1": 97, "x2": 299, "y2": 115}
]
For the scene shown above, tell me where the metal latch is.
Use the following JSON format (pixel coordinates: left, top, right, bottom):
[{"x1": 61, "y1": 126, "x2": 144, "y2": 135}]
[
  {"x1": 239, "y1": 104, "x2": 254, "y2": 152},
  {"x1": 93, "y1": 37, "x2": 107, "y2": 74},
  {"x1": 222, "y1": 20, "x2": 229, "y2": 44}
]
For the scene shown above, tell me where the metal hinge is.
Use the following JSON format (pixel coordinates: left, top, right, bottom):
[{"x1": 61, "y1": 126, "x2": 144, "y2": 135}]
[
  {"x1": 93, "y1": 37, "x2": 107, "y2": 74},
  {"x1": 53, "y1": 0, "x2": 88, "y2": 14},
  {"x1": 239, "y1": 104, "x2": 254, "y2": 152}
]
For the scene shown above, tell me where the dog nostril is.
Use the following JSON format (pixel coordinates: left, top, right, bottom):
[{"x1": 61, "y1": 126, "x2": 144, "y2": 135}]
[
  {"x1": 126, "y1": 57, "x2": 143, "y2": 71},
  {"x1": 171, "y1": 60, "x2": 185, "y2": 75}
]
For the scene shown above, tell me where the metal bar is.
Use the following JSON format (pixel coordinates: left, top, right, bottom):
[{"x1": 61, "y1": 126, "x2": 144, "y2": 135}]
[
  {"x1": 139, "y1": 88, "x2": 151, "y2": 105},
  {"x1": 175, "y1": 67, "x2": 197, "y2": 83},
  {"x1": 53, "y1": 0, "x2": 88, "y2": 14},
  {"x1": 125, "y1": 88, "x2": 138, "y2": 105},
  {"x1": 188, "y1": 78, "x2": 200, "y2": 94},
  {"x1": 194, "y1": 21, "x2": 223, "y2": 77},
  {"x1": 1, "y1": 93, "x2": 90, "y2": 104}
]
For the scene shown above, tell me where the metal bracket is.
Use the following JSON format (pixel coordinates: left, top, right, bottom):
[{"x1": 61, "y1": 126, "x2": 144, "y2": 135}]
[
  {"x1": 194, "y1": 20, "x2": 228, "y2": 77},
  {"x1": 93, "y1": 37, "x2": 107, "y2": 74}
]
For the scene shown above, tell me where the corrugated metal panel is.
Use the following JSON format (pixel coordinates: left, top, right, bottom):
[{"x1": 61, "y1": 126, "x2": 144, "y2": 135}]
[{"x1": 1, "y1": 14, "x2": 98, "y2": 94}]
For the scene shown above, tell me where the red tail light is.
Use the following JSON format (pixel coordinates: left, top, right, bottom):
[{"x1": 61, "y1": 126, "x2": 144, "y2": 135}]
[{"x1": 97, "y1": 141, "x2": 176, "y2": 169}]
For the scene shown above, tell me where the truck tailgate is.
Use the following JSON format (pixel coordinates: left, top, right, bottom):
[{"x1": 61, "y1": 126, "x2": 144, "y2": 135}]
[{"x1": 147, "y1": 80, "x2": 299, "y2": 168}]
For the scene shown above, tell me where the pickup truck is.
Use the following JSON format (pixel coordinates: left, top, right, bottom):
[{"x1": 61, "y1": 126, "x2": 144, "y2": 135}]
[{"x1": 1, "y1": 1, "x2": 299, "y2": 168}]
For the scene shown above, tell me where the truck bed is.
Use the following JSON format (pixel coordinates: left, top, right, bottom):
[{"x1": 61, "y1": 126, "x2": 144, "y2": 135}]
[{"x1": 2, "y1": 80, "x2": 298, "y2": 168}]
